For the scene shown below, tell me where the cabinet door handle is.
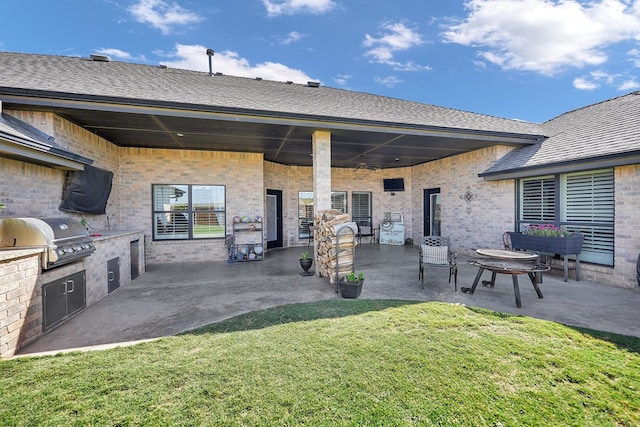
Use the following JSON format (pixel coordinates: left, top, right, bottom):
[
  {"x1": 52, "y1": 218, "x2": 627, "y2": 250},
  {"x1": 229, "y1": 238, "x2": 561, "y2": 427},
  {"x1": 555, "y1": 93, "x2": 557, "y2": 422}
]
[
  {"x1": 66, "y1": 279, "x2": 75, "y2": 294},
  {"x1": 108, "y1": 271, "x2": 114, "y2": 282}
]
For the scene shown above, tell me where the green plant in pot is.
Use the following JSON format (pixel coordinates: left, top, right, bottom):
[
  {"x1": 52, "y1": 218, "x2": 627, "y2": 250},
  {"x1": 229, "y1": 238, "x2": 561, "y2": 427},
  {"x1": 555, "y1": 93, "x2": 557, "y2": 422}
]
[
  {"x1": 299, "y1": 250, "x2": 313, "y2": 276},
  {"x1": 338, "y1": 271, "x2": 364, "y2": 298}
]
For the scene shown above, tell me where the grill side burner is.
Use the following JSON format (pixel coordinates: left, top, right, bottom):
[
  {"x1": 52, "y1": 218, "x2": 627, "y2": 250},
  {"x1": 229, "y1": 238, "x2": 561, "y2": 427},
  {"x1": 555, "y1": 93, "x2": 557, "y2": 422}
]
[{"x1": 0, "y1": 217, "x2": 96, "y2": 269}]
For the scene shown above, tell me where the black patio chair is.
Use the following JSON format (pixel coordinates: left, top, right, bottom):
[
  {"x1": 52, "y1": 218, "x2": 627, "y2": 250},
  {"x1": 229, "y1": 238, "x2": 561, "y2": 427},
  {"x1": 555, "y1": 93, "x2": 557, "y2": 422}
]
[
  {"x1": 356, "y1": 222, "x2": 375, "y2": 244},
  {"x1": 307, "y1": 224, "x2": 314, "y2": 247},
  {"x1": 419, "y1": 236, "x2": 458, "y2": 291}
]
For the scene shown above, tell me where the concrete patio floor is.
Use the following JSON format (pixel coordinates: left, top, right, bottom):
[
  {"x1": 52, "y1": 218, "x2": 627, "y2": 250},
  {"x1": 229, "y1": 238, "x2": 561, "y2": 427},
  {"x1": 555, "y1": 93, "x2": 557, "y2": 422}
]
[{"x1": 17, "y1": 244, "x2": 640, "y2": 357}]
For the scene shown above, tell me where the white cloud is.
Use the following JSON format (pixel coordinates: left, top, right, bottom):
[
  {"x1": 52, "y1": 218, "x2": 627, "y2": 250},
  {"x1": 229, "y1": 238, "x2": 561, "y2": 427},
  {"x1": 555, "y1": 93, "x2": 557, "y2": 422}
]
[
  {"x1": 573, "y1": 70, "x2": 619, "y2": 90},
  {"x1": 333, "y1": 73, "x2": 351, "y2": 86},
  {"x1": 128, "y1": 0, "x2": 204, "y2": 35},
  {"x1": 374, "y1": 75, "x2": 403, "y2": 88},
  {"x1": 629, "y1": 48, "x2": 640, "y2": 67},
  {"x1": 364, "y1": 22, "x2": 430, "y2": 71},
  {"x1": 94, "y1": 48, "x2": 134, "y2": 60},
  {"x1": 159, "y1": 44, "x2": 316, "y2": 84},
  {"x1": 280, "y1": 31, "x2": 306, "y2": 45},
  {"x1": 618, "y1": 78, "x2": 640, "y2": 90},
  {"x1": 442, "y1": 0, "x2": 640, "y2": 75},
  {"x1": 573, "y1": 77, "x2": 600, "y2": 90},
  {"x1": 94, "y1": 48, "x2": 132, "y2": 60},
  {"x1": 392, "y1": 61, "x2": 432, "y2": 72},
  {"x1": 262, "y1": 0, "x2": 336, "y2": 16}
]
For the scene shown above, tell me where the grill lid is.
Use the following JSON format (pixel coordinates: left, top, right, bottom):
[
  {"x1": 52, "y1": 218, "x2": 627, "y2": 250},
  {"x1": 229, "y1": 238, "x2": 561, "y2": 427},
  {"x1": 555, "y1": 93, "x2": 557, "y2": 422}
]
[{"x1": 0, "y1": 217, "x2": 95, "y2": 269}]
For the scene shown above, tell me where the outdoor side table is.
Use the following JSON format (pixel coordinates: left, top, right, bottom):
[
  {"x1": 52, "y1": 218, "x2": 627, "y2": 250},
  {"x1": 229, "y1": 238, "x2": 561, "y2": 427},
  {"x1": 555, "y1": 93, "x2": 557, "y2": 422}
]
[{"x1": 461, "y1": 256, "x2": 550, "y2": 308}]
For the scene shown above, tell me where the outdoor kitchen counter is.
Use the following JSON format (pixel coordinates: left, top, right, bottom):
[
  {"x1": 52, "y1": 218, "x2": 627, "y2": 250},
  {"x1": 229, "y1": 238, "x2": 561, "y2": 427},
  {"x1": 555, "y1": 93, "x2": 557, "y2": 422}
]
[
  {"x1": 0, "y1": 229, "x2": 146, "y2": 359},
  {"x1": 89, "y1": 230, "x2": 145, "y2": 241},
  {"x1": 0, "y1": 246, "x2": 44, "y2": 262}
]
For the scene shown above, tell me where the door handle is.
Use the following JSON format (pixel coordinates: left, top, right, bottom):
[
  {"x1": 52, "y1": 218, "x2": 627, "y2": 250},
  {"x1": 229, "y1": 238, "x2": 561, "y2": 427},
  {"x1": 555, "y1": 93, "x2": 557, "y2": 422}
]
[
  {"x1": 66, "y1": 279, "x2": 75, "y2": 294},
  {"x1": 108, "y1": 271, "x2": 114, "y2": 282}
]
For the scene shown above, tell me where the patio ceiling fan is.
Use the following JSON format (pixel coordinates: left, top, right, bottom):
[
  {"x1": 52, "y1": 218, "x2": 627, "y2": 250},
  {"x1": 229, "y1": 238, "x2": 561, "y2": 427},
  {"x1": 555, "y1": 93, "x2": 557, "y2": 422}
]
[{"x1": 354, "y1": 162, "x2": 380, "y2": 171}]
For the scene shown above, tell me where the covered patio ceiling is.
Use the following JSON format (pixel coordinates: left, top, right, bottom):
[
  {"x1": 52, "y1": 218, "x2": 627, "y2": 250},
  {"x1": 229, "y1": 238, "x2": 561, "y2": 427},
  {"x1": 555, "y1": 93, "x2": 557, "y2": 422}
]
[{"x1": 3, "y1": 99, "x2": 544, "y2": 170}]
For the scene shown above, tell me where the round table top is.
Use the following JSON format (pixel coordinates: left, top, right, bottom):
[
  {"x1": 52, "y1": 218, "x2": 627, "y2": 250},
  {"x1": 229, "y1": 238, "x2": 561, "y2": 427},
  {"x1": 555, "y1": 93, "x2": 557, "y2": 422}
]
[
  {"x1": 475, "y1": 248, "x2": 539, "y2": 260},
  {"x1": 467, "y1": 257, "x2": 550, "y2": 273}
]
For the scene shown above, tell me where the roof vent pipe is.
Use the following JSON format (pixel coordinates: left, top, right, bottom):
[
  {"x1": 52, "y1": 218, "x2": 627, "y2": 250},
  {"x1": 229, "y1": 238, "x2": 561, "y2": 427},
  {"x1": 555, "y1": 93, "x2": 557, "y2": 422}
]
[{"x1": 206, "y1": 48, "x2": 215, "y2": 76}]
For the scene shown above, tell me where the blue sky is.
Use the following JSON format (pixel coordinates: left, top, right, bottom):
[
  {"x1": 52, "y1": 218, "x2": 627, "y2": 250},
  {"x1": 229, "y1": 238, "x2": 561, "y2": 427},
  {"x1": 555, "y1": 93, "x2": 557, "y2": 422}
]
[{"x1": 2, "y1": 0, "x2": 640, "y2": 123}]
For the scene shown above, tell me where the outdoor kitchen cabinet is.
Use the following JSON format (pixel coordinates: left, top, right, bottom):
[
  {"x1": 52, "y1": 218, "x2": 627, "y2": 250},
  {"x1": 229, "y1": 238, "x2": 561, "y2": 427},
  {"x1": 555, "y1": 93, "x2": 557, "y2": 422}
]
[
  {"x1": 42, "y1": 270, "x2": 86, "y2": 332},
  {"x1": 107, "y1": 257, "x2": 121, "y2": 293}
]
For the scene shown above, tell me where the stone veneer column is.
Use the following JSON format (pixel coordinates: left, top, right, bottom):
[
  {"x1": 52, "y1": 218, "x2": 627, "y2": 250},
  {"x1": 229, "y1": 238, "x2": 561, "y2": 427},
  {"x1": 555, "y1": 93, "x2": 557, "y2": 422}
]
[{"x1": 312, "y1": 130, "x2": 332, "y2": 212}]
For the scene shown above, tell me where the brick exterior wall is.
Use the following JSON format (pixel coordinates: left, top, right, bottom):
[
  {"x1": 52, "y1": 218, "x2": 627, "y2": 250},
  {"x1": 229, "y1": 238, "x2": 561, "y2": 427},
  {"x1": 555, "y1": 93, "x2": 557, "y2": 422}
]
[
  {"x1": 411, "y1": 145, "x2": 515, "y2": 251},
  {"x1": 119, "y1": 148, "x2": 264, "y2": 264},
  {"x1": 312, "y1": 131, "x2": 332, "y2": 212},
  {"x1": 612, "y1": 164, "x2": 640, "y2": 288},
  {"x1": 1, "y1": 110, "x2": 120, "y2": 229},
  {"x1": 1, "y1": 110, "x2": 638, "y2": 293},
  {"x1": 0, "y1": 251, "x2": 41, "y2": 358}
]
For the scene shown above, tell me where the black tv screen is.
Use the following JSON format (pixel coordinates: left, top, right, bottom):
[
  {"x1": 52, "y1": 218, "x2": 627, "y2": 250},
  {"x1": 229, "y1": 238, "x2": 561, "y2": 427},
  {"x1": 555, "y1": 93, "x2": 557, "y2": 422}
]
[
  {"x1": 59, "y1": 165, "x2": 113, "y2": 214},
  {"x1": 383, "y1": 178, "x2": 405, "y2": 192}
]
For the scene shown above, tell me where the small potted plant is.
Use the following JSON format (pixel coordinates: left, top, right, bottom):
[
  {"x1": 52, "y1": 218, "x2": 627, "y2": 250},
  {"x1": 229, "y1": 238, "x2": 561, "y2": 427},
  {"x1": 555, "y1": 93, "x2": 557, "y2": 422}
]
[
  {"x1": 338, "y1": 271, "x2": 364, "y2": 298},
  {"x1": 299, "y1": 250, "x2": 313, "y2": 276}
]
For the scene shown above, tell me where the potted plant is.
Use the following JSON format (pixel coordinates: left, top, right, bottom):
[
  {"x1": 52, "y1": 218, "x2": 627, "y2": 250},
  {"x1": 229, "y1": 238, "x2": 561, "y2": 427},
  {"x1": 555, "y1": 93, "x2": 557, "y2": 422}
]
[
  {"x1": 338, "y1": 271, "x2": 364, "y2": 298},
  {"x1": 299, "y1": 250, "x2": 313, "y2": 276}
]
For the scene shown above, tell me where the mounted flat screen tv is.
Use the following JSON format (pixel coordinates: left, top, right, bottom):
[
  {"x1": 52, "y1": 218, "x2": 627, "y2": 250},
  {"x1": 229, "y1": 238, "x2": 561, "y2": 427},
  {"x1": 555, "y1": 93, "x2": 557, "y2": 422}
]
[
  {"x1": 383, "y1": 178, "x2": 405, "y2": 192},
  {"x1": 59, "y1": 165, "x2": 113, "y2": 214}
]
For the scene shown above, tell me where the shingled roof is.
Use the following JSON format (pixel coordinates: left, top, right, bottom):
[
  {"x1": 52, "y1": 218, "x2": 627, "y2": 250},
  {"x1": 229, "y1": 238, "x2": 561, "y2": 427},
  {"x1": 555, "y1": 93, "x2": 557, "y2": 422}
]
[
  {"x1": 0, "y1": 52, "x2": 542, "y2": 136},
  {"x1": 0, "y1": 112, "x2": 92, "y2": 169},
  {"x1": 481, "y1": 92, "x2": 640, "y2": 179}
]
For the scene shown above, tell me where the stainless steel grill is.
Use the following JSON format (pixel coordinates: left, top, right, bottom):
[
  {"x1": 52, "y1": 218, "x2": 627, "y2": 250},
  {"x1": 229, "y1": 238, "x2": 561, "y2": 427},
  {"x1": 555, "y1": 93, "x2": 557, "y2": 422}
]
[{"x1": 0, "y1": 217, "x2": 96, "y2": 269}]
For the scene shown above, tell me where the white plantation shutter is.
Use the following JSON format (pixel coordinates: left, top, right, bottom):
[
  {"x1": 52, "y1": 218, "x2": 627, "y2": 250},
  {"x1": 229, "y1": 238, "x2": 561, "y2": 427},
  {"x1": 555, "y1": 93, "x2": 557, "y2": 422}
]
[
  {"x1": 562, "y1": 170, "x2": 614, "y2": 265},
  {"x1": 518, "y1": 169, "x2": 614, "y2": 266},
  {"x1": 351, "y1": 192, "x2": 371, "y2": 223},
  {"x1": 521, "y1": 176, "x2": 555, "y2": 222}
]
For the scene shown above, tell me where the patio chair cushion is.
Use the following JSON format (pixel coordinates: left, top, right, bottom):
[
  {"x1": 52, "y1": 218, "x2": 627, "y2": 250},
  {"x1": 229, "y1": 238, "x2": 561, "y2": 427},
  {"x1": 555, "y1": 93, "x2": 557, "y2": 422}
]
[{"x1": 421, "y1": 245, "x2": 449, "y2": 265}]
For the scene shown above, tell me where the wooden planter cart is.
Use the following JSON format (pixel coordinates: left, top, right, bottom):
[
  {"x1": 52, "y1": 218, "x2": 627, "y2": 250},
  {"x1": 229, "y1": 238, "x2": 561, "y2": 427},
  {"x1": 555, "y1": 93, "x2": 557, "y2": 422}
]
[{"x1": 507, "y1": 231, "x2": 583, "y2": 282}]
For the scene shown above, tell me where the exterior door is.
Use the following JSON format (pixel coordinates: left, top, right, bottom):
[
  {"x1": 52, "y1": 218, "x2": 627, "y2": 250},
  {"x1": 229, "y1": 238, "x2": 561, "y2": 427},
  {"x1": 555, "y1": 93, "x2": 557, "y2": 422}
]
[
  {"x1": 423, "y1": 188, "x2": 441, "y2": 236},
  {"x1": 266, "y1": 189, "x2": 283, "y2": 249}
]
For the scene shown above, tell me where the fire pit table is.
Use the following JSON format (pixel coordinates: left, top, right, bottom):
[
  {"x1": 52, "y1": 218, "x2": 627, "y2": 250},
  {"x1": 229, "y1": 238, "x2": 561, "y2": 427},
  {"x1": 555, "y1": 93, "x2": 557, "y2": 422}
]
[{"x1": 461, "y1": 249, "x2": 550, "y2": 308}]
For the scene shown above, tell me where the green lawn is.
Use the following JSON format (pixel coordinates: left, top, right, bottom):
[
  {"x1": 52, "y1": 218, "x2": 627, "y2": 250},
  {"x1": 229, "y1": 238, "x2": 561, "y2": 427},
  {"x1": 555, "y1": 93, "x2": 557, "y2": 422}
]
[
  {"x1": 194, "y1": 224, "x2": 225, "y2": 237},
  {"x1": 1, "y1": 300, "x2": 638, "y2": 426}
]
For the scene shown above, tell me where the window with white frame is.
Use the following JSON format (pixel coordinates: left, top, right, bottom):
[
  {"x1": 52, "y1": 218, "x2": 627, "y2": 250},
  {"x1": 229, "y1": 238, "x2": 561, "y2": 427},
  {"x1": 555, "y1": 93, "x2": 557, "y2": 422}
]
[
  {"x1": 517, "y1": 169, "x2": 614, "y2": 265},
  {"x1": 331, "y1": 191, "x2": 347, "y2": 213},
  {"x1": 298, "y1": 191, "x2": 314, "y2": 239},
  {"x1": 298, "y1": 191, "x2": 349, "y2": 238},
  {"x1": 351, "y1": 191, "x2": 372, "y2": 227},
  {"x1": 153, "y1": 184, "x2": 226, "y2": 240}
]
